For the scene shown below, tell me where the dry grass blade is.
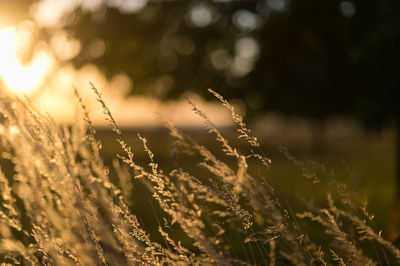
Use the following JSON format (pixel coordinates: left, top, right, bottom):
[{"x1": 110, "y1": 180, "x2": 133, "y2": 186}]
[{"x1": 0, "y1": 84, "x2": 398, "y2": 265}]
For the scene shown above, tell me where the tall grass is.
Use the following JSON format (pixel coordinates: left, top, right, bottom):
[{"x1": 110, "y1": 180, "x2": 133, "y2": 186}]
[{"x1": 0, "y1": 84, "x2": 398, "y2": 265}]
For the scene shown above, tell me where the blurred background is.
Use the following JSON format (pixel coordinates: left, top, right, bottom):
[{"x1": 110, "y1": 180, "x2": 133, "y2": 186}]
[{"x1": 0, "y1": 0, "x2": 399, "y2": 239}]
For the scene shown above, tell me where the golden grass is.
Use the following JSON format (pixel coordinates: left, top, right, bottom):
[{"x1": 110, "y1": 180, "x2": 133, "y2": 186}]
[{"x1": 0, "y1": 85, "x2": 398, "y2": 265}]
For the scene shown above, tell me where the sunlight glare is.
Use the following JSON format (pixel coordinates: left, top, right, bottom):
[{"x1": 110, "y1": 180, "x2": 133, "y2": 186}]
[{"x1": 0, "y1": 27, "x2": 53, "y2": 94}]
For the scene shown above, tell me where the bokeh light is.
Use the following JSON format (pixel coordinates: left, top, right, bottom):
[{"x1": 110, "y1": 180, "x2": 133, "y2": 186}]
[
  {"x1": 339, "y1": 1, "x2": 356, "y2": 18},
  {"x1": 232, "y1": 10, "x2": 261, "y2": 32},
  {"x1": 187, "y1": 2, "x2": 216, "y2": 28}
]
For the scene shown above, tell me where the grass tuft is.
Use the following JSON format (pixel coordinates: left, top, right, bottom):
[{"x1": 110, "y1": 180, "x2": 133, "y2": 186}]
[{"x1": 0, "y1": 84, "x2": 398, "y2": 265}]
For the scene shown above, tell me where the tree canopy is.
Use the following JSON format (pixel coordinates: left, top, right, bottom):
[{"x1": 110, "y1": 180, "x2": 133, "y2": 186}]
[{"x1": 2, "y1": 0, "x2": 400, "y2": 127}]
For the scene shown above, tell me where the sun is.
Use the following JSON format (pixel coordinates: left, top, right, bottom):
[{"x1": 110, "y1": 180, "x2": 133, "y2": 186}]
[{"x1": 0, "y1": 26, "x2": 52, "y2": 94}]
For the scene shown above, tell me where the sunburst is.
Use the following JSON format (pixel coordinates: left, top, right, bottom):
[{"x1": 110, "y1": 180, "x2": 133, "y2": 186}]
[{"x1": 0, "y1": 27, "x2": 52, "y2": 94}]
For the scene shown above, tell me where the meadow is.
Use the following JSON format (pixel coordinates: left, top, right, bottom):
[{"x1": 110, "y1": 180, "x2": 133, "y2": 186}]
[
  {"x1": 0, "y1": 86, "x2": 399, "y2": 265},
  {"x1": 97, "y1": 125, "x2": 396, "y2": 234}
]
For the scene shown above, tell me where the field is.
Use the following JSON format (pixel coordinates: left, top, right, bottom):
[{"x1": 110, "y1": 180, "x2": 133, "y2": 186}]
[
  {"x1": 0, "y1": 88, "x2": 399, "y2": 265},
  {"x1": 97, "y1": 126, "x2": 396, "y2": 233}
]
